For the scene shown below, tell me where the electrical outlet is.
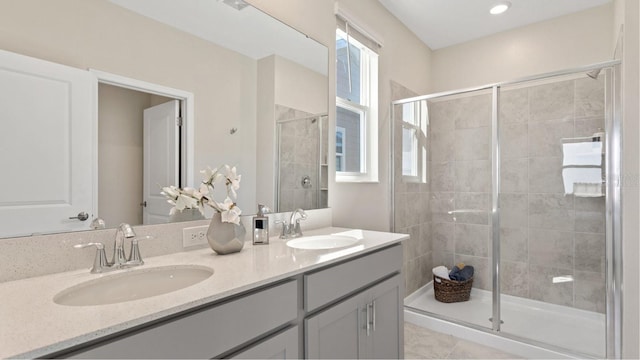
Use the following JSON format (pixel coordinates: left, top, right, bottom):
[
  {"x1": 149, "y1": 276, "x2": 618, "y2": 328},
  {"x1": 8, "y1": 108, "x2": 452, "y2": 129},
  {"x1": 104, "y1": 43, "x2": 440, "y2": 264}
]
[{"x1": 182, "y1": 226, "x2": 208, "y2": 247}]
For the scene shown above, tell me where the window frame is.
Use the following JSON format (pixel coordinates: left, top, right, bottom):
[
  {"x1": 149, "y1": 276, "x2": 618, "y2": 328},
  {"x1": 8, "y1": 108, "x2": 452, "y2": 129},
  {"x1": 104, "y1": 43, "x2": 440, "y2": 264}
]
[
  {"x1": 335, "y1": 126, "x2": 346, "y2": 172},
  {"x1": 401, "y1": 100, "x2": 428, "y2": 184},
  {"x1": 335, "y1": 28, "x2": 379, "y2": 183}
]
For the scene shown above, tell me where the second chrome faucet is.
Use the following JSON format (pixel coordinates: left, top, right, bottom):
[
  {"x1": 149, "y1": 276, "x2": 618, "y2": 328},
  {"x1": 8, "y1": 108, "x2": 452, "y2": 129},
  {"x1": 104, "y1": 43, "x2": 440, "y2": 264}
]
[
  {"x1": 276, "y1": 209, "x2": 308, "y2": 239},
  {"x1": 75, "y1": 223, "x2": 149, "y2": 273}
]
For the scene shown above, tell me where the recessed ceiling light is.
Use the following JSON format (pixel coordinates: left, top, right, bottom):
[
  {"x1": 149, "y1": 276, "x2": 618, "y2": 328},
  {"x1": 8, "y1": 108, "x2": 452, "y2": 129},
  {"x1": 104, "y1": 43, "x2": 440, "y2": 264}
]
[{"x1": 489, "y1": 1, "x2": 511, "y2": 15}]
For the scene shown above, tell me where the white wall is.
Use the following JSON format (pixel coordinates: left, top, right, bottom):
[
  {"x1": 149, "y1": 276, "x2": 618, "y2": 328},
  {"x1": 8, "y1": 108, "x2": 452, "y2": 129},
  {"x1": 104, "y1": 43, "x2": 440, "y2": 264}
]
[
  {"x1": 431, "y1": 4, "x2": 614, "y2": 92},
  {"x1": 613, "y1": 0, "x2": 640, "y2": 357},
  {"x1": 274, "y1": 55, "x2": 328, "y2": 115}
]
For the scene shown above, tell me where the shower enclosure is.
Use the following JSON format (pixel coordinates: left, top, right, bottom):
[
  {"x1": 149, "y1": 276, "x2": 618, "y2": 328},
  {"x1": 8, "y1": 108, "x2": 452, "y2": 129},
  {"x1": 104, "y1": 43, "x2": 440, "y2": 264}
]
[
  {"x1": 275, "y1": 113, "x2": 328, "y2": 212},
  {"x1": 392, "y1": 61, "x2": 621, "y2": 358}
]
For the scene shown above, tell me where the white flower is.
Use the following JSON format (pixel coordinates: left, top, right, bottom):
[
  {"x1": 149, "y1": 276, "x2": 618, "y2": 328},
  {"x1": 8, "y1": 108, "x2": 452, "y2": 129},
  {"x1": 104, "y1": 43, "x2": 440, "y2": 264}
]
[
  {"x1": 162, "y1": 164, "x2": 242, "y2": 224},
  {"x1": 182, "y1": 187, "x2": 203, "y2": 200},
  {"x1": 161, "y1": 186, "x2": 179, "y2": 199},
  {"x1": 198, "y1": 183, "x2": 209, "y2": 196},
  {"x1": 220, "y1": 197, "x2": 242, "y2": 225},
  {"x1": 225, "y1": 165, "x2": 241, "y2": 198},
  {"x1": 200, "y1": 166, "x2": 219, "y2": 185},
  {"x1": 175, "y1": 194, "x2": 199, "y2": 211}
]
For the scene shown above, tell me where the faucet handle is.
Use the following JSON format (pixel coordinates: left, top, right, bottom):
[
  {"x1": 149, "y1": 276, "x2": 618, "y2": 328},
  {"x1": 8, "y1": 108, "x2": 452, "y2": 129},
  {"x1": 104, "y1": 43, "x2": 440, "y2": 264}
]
[
  {"x1": 127, "y1": 235, "x2": 153, "y2": 266},
  {"x1": 275, "y1": 220, "x2": 290, "y2": 239},
  {"x1": 74, "y1": 242, "x2": 109, "y2": 273}
]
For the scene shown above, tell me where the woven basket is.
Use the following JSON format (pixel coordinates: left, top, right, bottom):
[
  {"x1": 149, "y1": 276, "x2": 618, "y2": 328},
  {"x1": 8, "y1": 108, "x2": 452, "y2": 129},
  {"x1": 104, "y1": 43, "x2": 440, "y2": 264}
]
[{"x1": 433, "y1": 275, "x2": 473, "y2": 303}]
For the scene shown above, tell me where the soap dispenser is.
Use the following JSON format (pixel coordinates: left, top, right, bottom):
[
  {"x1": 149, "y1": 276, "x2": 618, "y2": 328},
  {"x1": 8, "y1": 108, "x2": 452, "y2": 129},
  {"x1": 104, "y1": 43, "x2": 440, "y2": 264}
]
[{"x1": 252, "y1": 204, "x2": 270, "y2": 245}]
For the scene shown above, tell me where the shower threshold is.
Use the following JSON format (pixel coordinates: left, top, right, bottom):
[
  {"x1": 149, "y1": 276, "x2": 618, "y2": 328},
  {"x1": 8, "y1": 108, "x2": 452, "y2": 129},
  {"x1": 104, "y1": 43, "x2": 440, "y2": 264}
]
[{"x1": 405, "y1": 283, "x2": 605, "y2": 359}]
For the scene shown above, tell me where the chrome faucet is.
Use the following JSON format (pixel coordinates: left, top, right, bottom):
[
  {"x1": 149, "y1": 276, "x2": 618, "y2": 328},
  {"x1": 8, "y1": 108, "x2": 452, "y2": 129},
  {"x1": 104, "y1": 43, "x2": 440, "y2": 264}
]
[
  {"x1": 112, "y1": 223, "x2": 136, "y2": 267},
  {"x1": 277, "y1": 209, "x2": 308, "y2": 239},
  {"x1": 75, "y1": 223, "x2": 149, "y2": 273},
  {"x1": 289, "y1": 209, "x2": 307, "y2": 238}
]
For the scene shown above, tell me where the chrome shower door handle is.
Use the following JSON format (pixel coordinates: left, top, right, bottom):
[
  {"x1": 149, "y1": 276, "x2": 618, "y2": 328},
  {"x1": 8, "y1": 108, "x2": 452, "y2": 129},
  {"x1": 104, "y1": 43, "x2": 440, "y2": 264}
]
[{"x1": 69, "y1": 212, "x2": 89, "y2": 221}]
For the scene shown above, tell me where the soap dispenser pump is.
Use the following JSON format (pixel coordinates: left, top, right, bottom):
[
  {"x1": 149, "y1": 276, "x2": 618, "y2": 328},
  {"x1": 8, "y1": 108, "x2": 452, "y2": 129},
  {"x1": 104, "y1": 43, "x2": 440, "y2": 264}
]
[{"x1": 252, "y1": 204, "x2": 271, "y2": 245}]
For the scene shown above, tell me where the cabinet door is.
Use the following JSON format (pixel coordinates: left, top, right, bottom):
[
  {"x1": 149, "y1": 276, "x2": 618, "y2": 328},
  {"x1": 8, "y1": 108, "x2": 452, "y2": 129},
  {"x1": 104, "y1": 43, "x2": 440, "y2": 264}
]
[
  {"x1": 366, "y1": 274, "x2": 403, "y2": 359},
  {"x1": 305, "y1": 293, "x2": 366, "y2": 359},
  {"x1": 231, "y1": 326, "x2": 299, "y2": 359}
]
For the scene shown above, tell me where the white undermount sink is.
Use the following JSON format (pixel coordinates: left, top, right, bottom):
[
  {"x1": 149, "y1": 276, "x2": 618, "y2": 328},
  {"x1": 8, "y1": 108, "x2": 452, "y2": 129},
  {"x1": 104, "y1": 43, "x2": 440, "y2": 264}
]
[
  {"x1": 54, "y1": 265, "x2": 214, "y2": 306},
  {"x1": 286, "y1": 234, "x2": 360, "y2": 250}
]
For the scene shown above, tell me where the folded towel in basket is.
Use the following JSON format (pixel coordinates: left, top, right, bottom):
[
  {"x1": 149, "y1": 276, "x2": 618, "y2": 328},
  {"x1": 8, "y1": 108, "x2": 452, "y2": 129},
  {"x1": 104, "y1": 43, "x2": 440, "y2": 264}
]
[
  {"x1": 449, "y1": 265, "x2": 474, "y2": 281},
  {"x1": 432, "y1": 265, "x2": 450, "y2": 280}
]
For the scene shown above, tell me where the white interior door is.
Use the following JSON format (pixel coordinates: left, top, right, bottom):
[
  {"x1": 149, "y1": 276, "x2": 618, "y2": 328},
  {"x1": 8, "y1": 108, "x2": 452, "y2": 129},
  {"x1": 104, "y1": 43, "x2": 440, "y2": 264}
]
[
  {"x1": 143, "y1": 100, "x2": 179, "y2": 224},
  {"x1": 0, "y1": 49, "x2": 96, "y2": 237}
]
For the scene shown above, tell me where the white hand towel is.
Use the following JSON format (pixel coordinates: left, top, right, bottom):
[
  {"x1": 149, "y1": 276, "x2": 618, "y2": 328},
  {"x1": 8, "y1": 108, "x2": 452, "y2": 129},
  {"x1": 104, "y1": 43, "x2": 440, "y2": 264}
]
[
  {"x1": 562, "y1": 141, "x2": 602, "y2": 166},
  {"x1": 562, "y1": 167, "x2": 603, "y2": 195},
  {"x1": 562, "y1": 141, "x2": 603, "y2": 195},
  {"x1": 432, "y1": 266, "x2": 450, "y2": 280}
]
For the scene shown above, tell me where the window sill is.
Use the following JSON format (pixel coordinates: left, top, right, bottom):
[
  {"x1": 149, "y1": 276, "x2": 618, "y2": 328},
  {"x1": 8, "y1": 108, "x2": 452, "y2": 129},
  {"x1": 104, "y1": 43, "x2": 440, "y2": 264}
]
[{"x1": 336, "y1": 173, "x2": 379, "y2": 183}]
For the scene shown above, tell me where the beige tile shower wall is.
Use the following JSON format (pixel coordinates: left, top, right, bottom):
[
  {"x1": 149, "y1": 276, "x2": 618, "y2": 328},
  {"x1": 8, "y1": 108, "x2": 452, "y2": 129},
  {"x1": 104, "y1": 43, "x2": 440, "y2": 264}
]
[
  {"x1": 275, "y1": 105, "x2": 318, "y2": 212},
  {"x1": 391, "y1": 81, "x2": 432, "y2": 296},
  {"x1": 429, "y1": 91, "x2": 493, "y2": 292},
  {"x1": 429, "y1": 76, "x2": 606, "y2": 313}
]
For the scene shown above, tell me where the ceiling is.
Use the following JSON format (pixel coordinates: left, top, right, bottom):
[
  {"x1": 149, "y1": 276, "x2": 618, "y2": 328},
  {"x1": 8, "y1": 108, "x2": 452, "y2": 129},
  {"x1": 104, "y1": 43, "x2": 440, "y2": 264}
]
[{"x1": 377, "y1": 0, "x2": 612, "y2": 50}]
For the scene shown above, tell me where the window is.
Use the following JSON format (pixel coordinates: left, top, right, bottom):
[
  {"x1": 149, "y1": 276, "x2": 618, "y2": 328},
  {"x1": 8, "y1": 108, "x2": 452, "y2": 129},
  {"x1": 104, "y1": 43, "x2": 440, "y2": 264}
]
[
  {"x1": 335, "y1": 26, "x2": 379, "y2": 182},
  {"x1": 336, "y1": 126, "x2": 346, "y2": 172},
  {"x1": 401, "y1": 100, "x2": 428, "y2": 182}
]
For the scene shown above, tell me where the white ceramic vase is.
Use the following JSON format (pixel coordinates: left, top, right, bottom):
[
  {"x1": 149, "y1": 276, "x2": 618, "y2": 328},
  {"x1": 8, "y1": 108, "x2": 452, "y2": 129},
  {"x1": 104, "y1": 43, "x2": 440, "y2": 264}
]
[{"x1": 206, "y1": 213, "x2": 246, "y2": 255}]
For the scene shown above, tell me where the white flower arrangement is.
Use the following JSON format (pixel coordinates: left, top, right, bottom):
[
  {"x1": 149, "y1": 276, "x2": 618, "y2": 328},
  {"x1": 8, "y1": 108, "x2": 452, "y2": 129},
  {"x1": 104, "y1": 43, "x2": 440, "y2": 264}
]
[{"x1": 161, "y1": 165, "x2": 242, "y2": 225}]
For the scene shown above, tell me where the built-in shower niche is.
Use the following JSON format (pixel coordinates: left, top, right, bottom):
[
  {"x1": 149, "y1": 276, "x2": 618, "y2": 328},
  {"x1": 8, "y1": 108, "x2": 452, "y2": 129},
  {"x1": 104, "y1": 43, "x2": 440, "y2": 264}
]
[{"x1": 275, "y1": 105, "x2": 328, "y2": 212}]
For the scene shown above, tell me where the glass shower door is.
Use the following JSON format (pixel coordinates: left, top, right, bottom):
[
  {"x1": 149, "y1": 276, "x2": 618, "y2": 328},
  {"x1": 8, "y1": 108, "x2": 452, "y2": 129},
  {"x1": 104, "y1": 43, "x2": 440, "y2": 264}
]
[
  {"x1": 400, "y1": 88, "x2": 495, "y2": 330},
  {"x1": 497, "y1": 71, "x2": 608, "y2": 357}
]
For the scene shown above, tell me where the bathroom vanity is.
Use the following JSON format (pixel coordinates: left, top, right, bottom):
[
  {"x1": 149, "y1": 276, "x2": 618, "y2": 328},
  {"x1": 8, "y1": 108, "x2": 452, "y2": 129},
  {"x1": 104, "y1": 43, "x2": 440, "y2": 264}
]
[{"x1": 0, "y1": 227, "x2": 406, "y2": 359}]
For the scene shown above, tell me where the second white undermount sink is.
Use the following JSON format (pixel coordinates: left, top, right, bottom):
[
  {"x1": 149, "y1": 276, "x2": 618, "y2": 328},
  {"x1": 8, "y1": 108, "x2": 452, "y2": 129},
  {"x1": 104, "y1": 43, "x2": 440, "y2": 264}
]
[
  {"x1": 54, "y1": 265, "x2": 214, "y2": 306},
  {"x1": 286, "y1": 235, "x2": 360, "y2": 250}
]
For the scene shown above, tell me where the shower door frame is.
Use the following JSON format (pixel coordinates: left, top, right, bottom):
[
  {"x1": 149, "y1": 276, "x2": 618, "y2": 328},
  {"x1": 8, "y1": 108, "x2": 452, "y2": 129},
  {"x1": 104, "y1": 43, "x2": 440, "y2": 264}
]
[{"x1": 390, "y1": 59, "x2": 622, "y2": 358}]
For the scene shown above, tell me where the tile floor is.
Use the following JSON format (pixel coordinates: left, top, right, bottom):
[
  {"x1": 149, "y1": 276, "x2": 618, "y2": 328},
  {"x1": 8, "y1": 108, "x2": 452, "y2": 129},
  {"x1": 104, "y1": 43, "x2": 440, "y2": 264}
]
[{"x1": 404, "y1": 322, "x2": 522, "y2": 359}]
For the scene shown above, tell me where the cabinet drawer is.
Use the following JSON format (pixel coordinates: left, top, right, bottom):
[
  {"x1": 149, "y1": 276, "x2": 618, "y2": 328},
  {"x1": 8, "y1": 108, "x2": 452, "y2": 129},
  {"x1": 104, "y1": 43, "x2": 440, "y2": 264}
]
[
  {"x1": 69, "y1": 279, "x2": 298, "y2": 359},
  {"x1": 304, "y1": 245, "x2": 401, "y2": 312},
  {"x1": 231, "y1": 325, "x2": 299, "y2": 359}
]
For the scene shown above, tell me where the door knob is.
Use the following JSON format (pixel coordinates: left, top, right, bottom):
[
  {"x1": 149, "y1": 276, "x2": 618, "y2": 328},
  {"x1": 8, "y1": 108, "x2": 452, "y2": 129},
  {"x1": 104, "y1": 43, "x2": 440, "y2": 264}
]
[{"x1": 69, "y1": 211, "x2": 89, "y2": 221}]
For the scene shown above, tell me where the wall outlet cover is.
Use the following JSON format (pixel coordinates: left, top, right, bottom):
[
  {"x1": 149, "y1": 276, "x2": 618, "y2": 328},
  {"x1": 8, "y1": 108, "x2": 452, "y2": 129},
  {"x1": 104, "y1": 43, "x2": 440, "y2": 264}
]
[{"x1": 182, "y1": 226, "x2": 209, "y2": 248}]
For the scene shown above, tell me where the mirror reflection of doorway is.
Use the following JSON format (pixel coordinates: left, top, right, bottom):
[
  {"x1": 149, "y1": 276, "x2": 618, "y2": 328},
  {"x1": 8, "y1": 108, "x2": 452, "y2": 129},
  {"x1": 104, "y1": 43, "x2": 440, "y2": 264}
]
[{"x1": 97, "y1": 83, "x2": 182, "y2": 227}]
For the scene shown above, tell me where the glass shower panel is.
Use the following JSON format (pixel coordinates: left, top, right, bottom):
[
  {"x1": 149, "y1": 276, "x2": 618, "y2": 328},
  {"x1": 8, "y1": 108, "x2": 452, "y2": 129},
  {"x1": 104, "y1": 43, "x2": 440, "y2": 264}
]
[
  {"x1": 498, "y1": 72, "x2": 607, "y2": 357},
  {"x1": 400, "y1": 89, "x2": 494, "y2": 330}
]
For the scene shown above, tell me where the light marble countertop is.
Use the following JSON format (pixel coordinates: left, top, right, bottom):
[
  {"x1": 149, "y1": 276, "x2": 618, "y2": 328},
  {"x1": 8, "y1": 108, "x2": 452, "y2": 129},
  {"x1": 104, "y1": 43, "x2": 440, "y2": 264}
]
[{"x1": 0, "y1": 227, "x2": 407, "y2": 358}]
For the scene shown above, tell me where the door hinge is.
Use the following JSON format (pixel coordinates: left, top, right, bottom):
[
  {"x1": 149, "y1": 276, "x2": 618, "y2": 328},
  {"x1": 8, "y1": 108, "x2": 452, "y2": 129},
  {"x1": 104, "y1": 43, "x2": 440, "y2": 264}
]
[{"x1": 176, "y1": 117, "x2": 183, "y2": 127}]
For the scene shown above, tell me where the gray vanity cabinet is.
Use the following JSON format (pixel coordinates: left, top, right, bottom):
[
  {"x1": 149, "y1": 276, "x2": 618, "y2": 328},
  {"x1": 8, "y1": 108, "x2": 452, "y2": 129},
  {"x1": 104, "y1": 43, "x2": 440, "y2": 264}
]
[
  {"x1": 303, "y1": 245, "x2": 403, "y2": 359},
  {"x1": 231, "y1": 326, "x2": 299, "y2": 359},
  {"x1": 305, "y1": 274, "x2": 403, "y2": 359},
  {"x1": 66, "y1": 280, "x2": 299, "y2": 359},
  {"x1": 58, "y1": 244, "x2": 403, "y2": 359}
]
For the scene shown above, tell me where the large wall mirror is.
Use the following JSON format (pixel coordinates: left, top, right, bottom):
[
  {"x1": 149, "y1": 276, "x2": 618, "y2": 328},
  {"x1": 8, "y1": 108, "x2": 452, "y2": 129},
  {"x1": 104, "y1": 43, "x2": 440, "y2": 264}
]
[{"x1": 0, "y1": 0, "x2": 329, "y2": 238}]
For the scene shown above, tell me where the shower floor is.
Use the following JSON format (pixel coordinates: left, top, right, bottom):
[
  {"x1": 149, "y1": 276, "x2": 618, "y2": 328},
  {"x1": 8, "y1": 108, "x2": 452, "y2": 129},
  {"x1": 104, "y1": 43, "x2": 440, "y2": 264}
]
[{"x1": 405, "y1": 283, "x2": 605, "y2": 358}]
